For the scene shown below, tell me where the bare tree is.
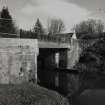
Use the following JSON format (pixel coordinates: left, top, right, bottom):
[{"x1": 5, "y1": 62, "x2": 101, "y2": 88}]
[
  {"x1": 96, "y1": 20, "x2": 104, "y2": 34},
  {"x1": 47, "y1": 18, "x2": 65, "y2": 35},
  {"x1": 74, "y1": 19, "x2": 104, "y2": 38}
]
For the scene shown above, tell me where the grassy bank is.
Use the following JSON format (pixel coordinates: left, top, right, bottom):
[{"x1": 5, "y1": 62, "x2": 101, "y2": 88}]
[{"x1": 0, "y1": 83, "x2": 69, "y2": 105}]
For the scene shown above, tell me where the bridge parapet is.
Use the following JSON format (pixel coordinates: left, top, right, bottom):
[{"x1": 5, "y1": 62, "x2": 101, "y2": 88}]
[
  {"x1": 0, "y1": 32, "x2": 72, "y2": 44},
  {"x1": 37, "y1": 34, "x2": 71, "y2": 44}
]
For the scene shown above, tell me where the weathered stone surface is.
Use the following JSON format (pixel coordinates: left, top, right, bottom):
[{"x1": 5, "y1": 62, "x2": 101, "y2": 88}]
[{"x1": 0, "y1": 38, "x2": 39, "y2": 84}]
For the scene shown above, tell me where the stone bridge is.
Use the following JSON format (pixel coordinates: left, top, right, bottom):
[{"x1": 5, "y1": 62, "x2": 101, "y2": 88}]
[
  {"x1": 1, "y1": 32, "x2": 99, "y2": 95},
  {"x1": 0, "y1": 33, "x2": 81, "y2": 89}
]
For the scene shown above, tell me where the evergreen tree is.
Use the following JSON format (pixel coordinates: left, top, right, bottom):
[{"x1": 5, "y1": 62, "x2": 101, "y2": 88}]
[
  {"x1": 0, "y1": 7, "x2": 16, "y2": 34},
  {"x1": 33, "y1": 18, "x2": 44, "y2": 35}
]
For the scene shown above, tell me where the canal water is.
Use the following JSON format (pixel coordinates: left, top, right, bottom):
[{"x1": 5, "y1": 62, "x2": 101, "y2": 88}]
[{"x1": 71, "y1": 89, "x2": 105, "y2": 105}]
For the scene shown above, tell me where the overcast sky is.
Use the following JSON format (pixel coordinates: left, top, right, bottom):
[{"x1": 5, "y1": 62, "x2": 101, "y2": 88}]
[{"x1": 0, "y1": 0, "x2": 105, "y2": 32}]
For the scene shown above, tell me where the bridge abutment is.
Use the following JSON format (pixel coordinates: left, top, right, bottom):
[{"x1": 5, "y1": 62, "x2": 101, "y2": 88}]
[{"x1": 0, "y1": 38, "x2": 39, "y2": 84}]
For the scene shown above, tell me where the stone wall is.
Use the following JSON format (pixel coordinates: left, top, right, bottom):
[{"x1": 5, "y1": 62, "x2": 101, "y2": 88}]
[{"x1": 0, "y1": 38, "x2": 39, "y2": 84}]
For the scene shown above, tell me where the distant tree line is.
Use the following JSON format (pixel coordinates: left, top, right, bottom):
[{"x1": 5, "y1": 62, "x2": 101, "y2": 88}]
[
  {"x1": 74, "y1": 19, "x2": 104, "y2": 39},
  {"x1": 0, "y1": 6, "x2": 104, "y2": 38},
  {"x1": 0, "y1": 7, "x2": 66, "y2": 37}
]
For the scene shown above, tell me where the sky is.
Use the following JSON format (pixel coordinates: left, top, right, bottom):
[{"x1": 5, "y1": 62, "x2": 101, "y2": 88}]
[{"x1": 0, "y1": 0, "x2": 105, "y2": 32}]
